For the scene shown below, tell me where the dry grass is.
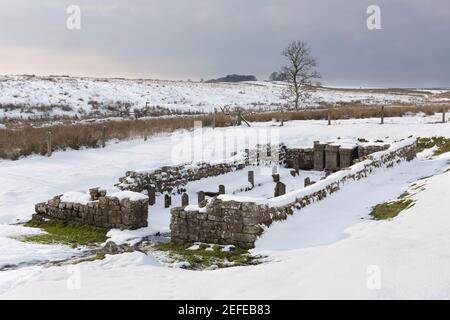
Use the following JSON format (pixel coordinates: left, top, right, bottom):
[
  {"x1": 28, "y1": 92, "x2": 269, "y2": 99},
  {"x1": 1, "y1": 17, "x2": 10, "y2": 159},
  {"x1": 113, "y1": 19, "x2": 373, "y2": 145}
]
[
  {"x1": 0, "y1": 104, "x2": 447, "y2": 160},
  {"x1": 247, "y1": 104, "x2": 447, "y2": 122},
  {"x1": 0, "y1": 114, "x2": 231, "y2": 160}
]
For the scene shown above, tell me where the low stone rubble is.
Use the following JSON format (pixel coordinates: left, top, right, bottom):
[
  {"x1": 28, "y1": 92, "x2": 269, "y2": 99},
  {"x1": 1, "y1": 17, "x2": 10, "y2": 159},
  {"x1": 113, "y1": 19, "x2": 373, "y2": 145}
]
[
  {"x1": 34, "y1": 191, "x2": 148, "y2": 230},
  {"x1": 170, "y1": 140, "x2": 417, "y2": 249}
]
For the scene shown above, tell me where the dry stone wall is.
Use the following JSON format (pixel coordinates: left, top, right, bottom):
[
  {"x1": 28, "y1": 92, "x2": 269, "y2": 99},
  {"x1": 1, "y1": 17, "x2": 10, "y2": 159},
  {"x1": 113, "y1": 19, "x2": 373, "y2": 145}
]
[
  {"x1": 116, "y1": 144, "x2": 287, "y2": 194},
  {"x1": 285, "y1": 148, "x2": 314, "y2": 169},
  {"x1": 170, "y1": 140, "x2": 416, "y2": 249},
  {"x1": 34, "y1": 193, "x2": 148, "y2": 230},
  {"x1": 171, "y1": 199, "x2": 278, "y2": 249}
]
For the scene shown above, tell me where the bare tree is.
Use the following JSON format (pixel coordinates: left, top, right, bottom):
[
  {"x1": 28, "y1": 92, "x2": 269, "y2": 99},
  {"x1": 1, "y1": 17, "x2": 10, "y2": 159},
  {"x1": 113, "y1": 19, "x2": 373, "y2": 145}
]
[{"x1": 281, "y1": 41, "x2": 320, "y2": 110}]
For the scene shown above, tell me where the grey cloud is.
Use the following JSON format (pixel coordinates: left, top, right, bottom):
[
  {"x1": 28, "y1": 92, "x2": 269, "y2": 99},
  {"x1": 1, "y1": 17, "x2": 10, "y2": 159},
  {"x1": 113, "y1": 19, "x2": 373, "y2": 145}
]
[{"x1": 0, "y1": 0, "x2": 449, "y2": 87}]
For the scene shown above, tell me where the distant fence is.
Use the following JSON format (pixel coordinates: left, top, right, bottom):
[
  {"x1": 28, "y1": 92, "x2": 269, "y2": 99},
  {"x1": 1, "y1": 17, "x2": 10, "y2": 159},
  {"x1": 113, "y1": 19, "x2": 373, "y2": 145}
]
[{"x1": 0, "y1": 104, "x2": 447, "y2": 160}]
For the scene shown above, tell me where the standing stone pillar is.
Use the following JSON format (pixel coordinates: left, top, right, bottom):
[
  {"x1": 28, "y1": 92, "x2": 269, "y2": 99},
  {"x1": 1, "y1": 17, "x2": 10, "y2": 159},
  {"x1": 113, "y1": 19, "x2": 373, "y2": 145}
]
[
  {"x1": 380, "y1": 106, "x2": 385, "y2": 125},
  {"x1": 293, "y1": 160, "x2": 300, "y2": 175},
  {"x1": 197, "y1": 191, "x2": 205, "y2": 204},
  {"x1": 272, "y1": 173, "x2": 280, "y2": 183},
  {"x1": 148, "y1": 185, "x2": 156, "y2": 206},
  {"x1": 313, "y1": 141, "x2": 327, "y2": 171},
  {"x1": 218, "y1": 185, "x2": 225, "y2": 194},
  {"x1": 304, "y1": 177, "x2": 311, "y2": 187},
  {"x1": 248, "y1": 170, "x2": 255, "y2": 188},
  {"x1": 274, "y1": 182, "x2": 286, "y2": 197},
  {"x1": 325, "y1": 145, "x2": 340, "y2": 172},
  {"x1": 339, "y1": 147, "x2": 357, "y2": 169},
  {"x1": 181, "y1": 193, "x2": 189, "y2": 207},
  {"x1": 164, "y1": 194, "x2": 172, "y2": 208}
]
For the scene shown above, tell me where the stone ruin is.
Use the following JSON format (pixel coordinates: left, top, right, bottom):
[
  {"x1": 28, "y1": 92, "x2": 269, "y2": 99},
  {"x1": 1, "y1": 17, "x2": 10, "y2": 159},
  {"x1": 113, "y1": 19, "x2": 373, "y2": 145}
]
[
  {"x1": 170, "y1": 140, "x2": 416, "y2": 249},
  {"x1": 31, "y1": 138, "x2": 405, "y2": 239},
  {"x1": 115, "y1": 144, "x2": 287, "y2": 195},
  {"x1": 33, "y1": 188, "x2": 148, "y2": 230}
]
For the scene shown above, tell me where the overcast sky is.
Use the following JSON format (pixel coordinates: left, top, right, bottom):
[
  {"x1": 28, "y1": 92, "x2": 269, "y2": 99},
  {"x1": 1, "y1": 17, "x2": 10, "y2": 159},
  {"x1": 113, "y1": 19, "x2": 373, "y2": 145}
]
[{"x1": 0, "y1": 0, "x2": 449, "y2": 87}]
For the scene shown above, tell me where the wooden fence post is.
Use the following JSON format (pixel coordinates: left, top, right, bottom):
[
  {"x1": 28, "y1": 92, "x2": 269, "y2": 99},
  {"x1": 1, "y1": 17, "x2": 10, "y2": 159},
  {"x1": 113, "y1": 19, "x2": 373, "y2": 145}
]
[
  {"x1": 327, "y1": 109, "x2": 331, "y2": 125},
  {"x1": 443, "y1": 106, "x2": 446, "y2": 123},
  {"x1": 380, "y1": 106, "x2": 385, "y2": 125},
  {"x1": 47, "y1": 131, "x2": 52, "y2": 157},
  {"x1": 101, "y1": 126, "x2": 106, "y2": 148}
]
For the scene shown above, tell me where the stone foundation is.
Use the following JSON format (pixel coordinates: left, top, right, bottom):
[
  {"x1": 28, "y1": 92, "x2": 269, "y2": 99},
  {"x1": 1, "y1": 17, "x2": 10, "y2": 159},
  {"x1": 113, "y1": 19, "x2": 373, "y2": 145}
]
[
  {"x1": 34, "y1": 193, "x2": 148, "y2": 230},
  {"x1": 285, "y1": 148, "x2": 314, "y2": 169},
  {"x1": 171, "y1": 199, "x2": 280, "y2": 249},
  {"x1": 170, "y1": 140, "x2": 416, "y2": 249},
  {"x1": 117, "y1": 144, "x2": 286, "y2": 194}
]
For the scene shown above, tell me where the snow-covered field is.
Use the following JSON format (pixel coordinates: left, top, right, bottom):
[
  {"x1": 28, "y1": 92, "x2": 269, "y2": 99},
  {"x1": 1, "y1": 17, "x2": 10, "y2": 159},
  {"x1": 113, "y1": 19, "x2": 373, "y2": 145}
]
[
  {"x1": 1, "y1": 75, "x2": 448, "y2": 120},
  {"x1": 0, "y1": 113, "x2": 449, "y2": 299}
]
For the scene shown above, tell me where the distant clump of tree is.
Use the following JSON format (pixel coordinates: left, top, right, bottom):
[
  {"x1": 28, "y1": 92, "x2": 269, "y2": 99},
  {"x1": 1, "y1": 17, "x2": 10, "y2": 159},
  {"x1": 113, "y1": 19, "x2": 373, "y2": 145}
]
[
  {"x1": 206, "y1": 74, "x2": 257, "y2": 83},
  {"x1": 268, "y1": 71, "x2": 287, "y2": 82}
]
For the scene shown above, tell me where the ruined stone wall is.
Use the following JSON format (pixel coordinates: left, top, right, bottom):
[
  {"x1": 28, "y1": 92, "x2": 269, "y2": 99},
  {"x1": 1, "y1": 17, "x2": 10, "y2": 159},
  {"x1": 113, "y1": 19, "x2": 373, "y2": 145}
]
[
  {"x1": 170, "y1": 141, "x2": 416, "y2": 249},
  {"x1": 117, "y1": 144, "x2": 286, "y2": 194},
  {"x1": 116, "y1": 161, "x2": 247, "y2": 194},
  {"x1": 357, "y1": 144, "x2": 390, "y2": 159},
  {"x1": 34, "y1": 194, "x2": 148, "y2": 230},
  {"x1": 171, "y1": 199, "x2": 284, "y2": 249},
  {"x1": 285, "y1": 148, "x2": 314, "y2": 169}
]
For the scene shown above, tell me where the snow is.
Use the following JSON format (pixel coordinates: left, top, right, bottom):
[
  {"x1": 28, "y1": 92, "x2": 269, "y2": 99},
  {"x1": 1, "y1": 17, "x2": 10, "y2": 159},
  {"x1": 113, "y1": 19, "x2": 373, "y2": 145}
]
[
  {"x1": 187, "y1": 244, "x2": 201, "y2": 251},
  {"x1": 0, "y1": 225, "x2": 82, "y2": 270},
  {"x1": 184, "y1": 205, "x2": 207, "y2": 213},
  {"x1": 109, "y1": 191, "x2": 148, "y2": 202},
  {"x1": 0, "y1": 75, "x2": 447, "y2": 120},
  {"x1": 257, "y1": 152, "x2": 449, "y2": 251},
  {"x1": 1, "y1": 152, "x2": 449, "y2": 299},
  {"x1": 0, "y1": 113, "x2": 449, "y2": 298},
  {"x1": 217, "y1": 194, "x2": 267, "y2": 205},
  {"x1": 60, "y1": 191, "x2": 91, "y2": 204},
  {"x1": 106, "y1": 227, "x2": 156, "y2": 246}
]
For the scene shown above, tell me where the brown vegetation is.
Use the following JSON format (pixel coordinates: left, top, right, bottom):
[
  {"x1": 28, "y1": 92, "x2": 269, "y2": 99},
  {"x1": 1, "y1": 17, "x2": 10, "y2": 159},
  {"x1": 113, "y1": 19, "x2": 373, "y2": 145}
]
[{"x1": 0, "y1": 104, "x2": 447, "y2": 160}]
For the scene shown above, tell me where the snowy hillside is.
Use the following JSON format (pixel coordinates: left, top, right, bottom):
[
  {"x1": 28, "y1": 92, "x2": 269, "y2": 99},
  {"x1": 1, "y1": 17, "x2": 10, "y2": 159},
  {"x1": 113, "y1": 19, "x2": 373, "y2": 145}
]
[
  {"x1": 1, "y1": 139, "x2": 449, "y2": 299},
  {"x1": 0, "y1": 113, "x2": 449, "y2": 298},
  {"x1": 0, "y1": 75, "x2": 447, "y2": 120}
]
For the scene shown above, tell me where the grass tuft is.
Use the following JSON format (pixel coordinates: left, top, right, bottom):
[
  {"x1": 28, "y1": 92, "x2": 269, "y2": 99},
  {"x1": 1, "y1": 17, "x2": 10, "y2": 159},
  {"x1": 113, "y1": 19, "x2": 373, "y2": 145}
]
[
  {"x1": 154, "y1": 242, "x2": 260, "y2": 270},
  {"x1": 371, "y1": 199, "x2": 414, "y2": 220},
  {"x1": 23, "y1": 219, "x2": 108, "y2": 247},
  {"x1": 416, "y1": 137, "x2": 450, "y2": 156}
]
